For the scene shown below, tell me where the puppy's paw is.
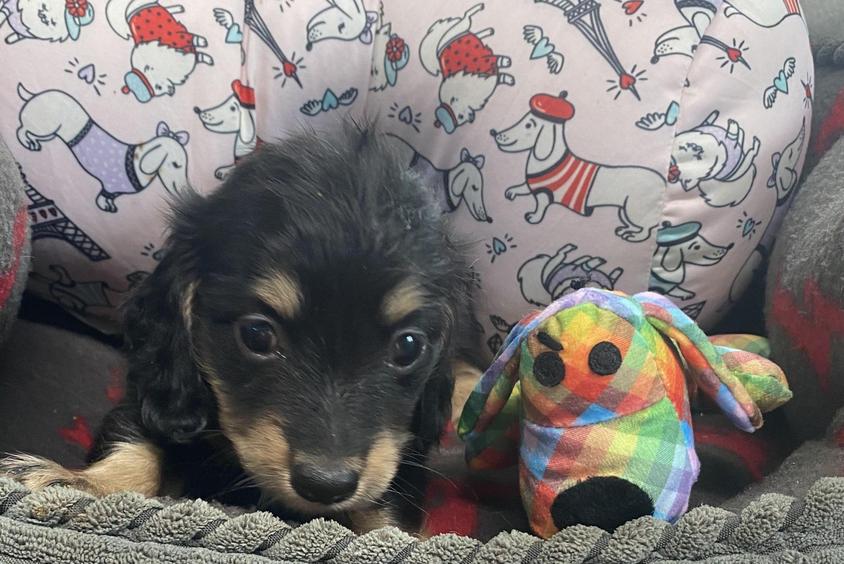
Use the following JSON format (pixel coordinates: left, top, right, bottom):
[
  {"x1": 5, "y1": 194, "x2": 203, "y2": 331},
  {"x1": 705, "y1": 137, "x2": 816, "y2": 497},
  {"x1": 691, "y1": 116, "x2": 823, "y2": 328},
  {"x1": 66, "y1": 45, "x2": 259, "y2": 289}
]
[
  {"x1": 0, "y1": 454, "x2": 80, "y2": 491},
  {"x1": 346, "y1": 506, "x2": 398, "y2": 534}
]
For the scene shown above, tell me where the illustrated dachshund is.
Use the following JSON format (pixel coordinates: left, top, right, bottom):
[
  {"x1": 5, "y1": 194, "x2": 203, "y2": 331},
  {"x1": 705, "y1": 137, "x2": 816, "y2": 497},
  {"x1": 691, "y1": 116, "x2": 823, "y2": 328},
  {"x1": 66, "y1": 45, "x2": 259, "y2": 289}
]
[
  {"x1": 650, "y1": 221, "x2": 733, "y2": 301},
  {"x1": 492, "y1": 92, "x2": 663, "y2": 242},
  {"x1": 194, "y1": 80, "x2": 259, "y2": 180},
  {"x1": 16, "y1": 84, "x2": 190, "y2": 213}
]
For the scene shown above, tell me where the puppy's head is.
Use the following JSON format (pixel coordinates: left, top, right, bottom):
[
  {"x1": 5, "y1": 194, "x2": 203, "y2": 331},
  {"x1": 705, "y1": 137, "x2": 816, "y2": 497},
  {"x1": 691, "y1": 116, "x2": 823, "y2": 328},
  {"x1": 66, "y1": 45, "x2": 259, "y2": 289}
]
[{"x1": 123, "y1": 123, "x2": 474, "y2": 515}]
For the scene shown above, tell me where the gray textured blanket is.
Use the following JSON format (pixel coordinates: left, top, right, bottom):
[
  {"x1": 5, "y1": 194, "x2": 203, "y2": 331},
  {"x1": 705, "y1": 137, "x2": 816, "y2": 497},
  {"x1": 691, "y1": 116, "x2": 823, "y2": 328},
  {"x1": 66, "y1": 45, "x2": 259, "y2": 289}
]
[{"x1": 1, "y1": 474, "x2": 843, "y2": 564}]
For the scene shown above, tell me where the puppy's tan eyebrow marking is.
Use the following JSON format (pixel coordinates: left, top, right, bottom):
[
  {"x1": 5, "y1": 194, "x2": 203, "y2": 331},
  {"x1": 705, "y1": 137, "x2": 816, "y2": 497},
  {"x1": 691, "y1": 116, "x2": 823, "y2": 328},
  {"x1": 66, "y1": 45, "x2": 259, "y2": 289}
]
[
  {"x1": 254, "y1": 271, "x2": 303, "y2": 319},
  {"x1": 381, "y1": 278, "x2": 427, "y2": 324}
]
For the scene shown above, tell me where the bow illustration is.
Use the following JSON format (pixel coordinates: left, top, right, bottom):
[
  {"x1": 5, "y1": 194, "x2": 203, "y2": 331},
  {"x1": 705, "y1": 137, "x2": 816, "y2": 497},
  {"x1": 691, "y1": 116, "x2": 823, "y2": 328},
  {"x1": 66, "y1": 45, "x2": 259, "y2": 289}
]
[
  {"x1": 358, "y1": 11, "x2": 379, "y2": 44},
  {"x1": 156, "y1": 122, "x2": 190, "y2": 146}
]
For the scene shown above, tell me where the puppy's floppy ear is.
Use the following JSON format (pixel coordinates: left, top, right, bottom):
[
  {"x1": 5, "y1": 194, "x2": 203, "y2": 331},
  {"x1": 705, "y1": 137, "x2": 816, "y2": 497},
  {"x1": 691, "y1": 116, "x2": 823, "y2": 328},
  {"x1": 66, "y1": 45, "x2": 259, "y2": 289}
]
[
  {"x1": 122, "y1": 192, "x2": 214, "y2": 444},
  {"x1": 410, "y1": 360, "x2": 454, "y2": 455}
]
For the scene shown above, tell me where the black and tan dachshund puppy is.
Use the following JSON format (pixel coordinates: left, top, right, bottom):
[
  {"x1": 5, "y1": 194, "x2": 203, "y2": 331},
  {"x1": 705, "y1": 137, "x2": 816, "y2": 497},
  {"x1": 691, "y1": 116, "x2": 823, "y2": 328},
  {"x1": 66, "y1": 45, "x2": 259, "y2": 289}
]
[{"x1": 3, "y1": 122, "x2": 482, "y2": 532}]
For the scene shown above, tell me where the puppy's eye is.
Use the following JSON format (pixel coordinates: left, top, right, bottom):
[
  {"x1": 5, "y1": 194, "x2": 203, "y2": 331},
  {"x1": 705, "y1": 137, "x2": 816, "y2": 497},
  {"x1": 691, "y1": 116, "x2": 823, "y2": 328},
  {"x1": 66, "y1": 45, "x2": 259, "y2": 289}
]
[
  {"x1": 389, "y1": 331, "x2": 428, "y2": 371},
  {"x1": 235, "y1": 314, "x2": 279, "y2": 358},
  {"x1": 588, "y1": 341, "x2": 622, "y2": 375}
]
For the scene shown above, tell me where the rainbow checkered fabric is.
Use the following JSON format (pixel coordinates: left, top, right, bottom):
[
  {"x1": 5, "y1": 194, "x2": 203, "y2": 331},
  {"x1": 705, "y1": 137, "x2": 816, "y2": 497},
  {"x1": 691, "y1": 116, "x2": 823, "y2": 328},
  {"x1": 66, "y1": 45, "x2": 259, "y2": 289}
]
[{"x1": 458, "y1": 289, "x2": 791, "y2": 539}]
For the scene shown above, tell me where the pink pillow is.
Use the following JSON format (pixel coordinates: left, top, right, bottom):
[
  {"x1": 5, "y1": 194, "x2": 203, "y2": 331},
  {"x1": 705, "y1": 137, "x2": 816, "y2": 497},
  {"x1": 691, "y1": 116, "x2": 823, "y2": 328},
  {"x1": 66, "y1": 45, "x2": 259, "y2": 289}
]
[{"x1": 0, "y1": 0, "x2": 812, "y2": 352}]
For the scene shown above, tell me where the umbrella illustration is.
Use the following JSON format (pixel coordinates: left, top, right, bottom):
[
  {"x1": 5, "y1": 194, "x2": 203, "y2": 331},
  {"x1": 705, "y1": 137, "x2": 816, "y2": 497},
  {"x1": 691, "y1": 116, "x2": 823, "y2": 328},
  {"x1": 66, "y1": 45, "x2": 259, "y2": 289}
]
[{"x1": 244, "y1": 0, "x2": 303, "y2": 88}]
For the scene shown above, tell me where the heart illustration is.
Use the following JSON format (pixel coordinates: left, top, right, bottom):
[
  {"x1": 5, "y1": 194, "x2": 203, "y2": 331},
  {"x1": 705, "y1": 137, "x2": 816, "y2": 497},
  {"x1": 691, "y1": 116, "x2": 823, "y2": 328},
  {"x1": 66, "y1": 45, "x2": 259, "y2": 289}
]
[
  {"x1": 726, "y1": 47, "x2": 743, "y2": 63},
  {"x1": 742, "y1": 219, "x2": 756, "y2": 238},
  {"x1": 622, "y1": 0, "x2": 643, "y2": 15},
  {"x1": 225, "y1": 23, "x2": 243, "y2": 43},
  {"x1": 665, "y1": 100, "x2": 680, "y2": 126},
  {"x1": 322, "y1": 89, "x2": 339, "y2": 111},
  {"x1": 491, "y1": 237, "x2": 507, "y2": 255},
  {"x1": 531, "y1": 36, "x2": 554, "y2": 60},
  {"x1": 773, "y1": 70, "x2": 789, "y2": 93},
  {"x1": 619, "y1": 73, "x2": 636, "y2": 90},
  {"x1": 77, "y1": 63, "x2": 96, "y2": 84},
  {"x1": 282, "y1": 60, "x2": 298, "y2": 78},
  {"x1": 398, "y1": 105, "x2": 413, "y2": 124}
]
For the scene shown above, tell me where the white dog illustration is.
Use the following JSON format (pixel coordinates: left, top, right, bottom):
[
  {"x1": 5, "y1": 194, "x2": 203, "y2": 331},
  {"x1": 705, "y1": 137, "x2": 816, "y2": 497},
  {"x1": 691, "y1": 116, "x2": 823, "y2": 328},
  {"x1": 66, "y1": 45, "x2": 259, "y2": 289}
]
[
  {"x1": 195, "y1": 80, "x2": 259, "y2": 180},
  {"x1": 669, "y1": 110, "x2": 761, "y2": 208},
  {"x1": 724, "y1": 0, "x2": 801, "y2": 27},
  {"x1": 652, "y1": 0, "x2": 716, "y2": 62},
  {"x1": 391, "y1": 136, "x2": 491, "y2": 223},
  {"x1": 1, "y1": 0, "x2": 94, "y2": 43},
  {"x1": 729, "y1": 117, "x2": 806, "y2": 303},
  {"x1": 106, "y1": 0, "x2": 213, "y2": 103},
  {"x1": 419, "y1": 3, "x2": 514, "y2": 134},
  {"x1": 369, "y1": 13, "x2": 410, "y2": 91},
  {"x1": 518, "y1": 243, "x2": 624, "y2": 307},
  {"x1": 768, "y1": 117, "x2": 806, "y2": 205},
  {"x1": 16, "y1": 84, "x2": 190, "y2": 213},
  {"x1": 492, "y1": 92, "x2": 663, "y2": 242},
  {"x1": 305, "y1": 0, "x2": 378, "y2": 51},
  {"x1": 650, "y1": 221, "x2": 733, "y2": 301}
]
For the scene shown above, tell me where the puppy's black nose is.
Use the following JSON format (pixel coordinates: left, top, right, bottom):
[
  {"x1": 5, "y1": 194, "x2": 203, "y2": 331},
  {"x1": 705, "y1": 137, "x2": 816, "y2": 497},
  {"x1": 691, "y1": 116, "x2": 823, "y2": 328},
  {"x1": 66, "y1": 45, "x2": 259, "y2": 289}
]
[
  {"x1": 489, "y1": 129, "x2": 497, "y2": 137},
  {"x1": 291, "y1": 463, "x2": 359, "y2": 504},
  {"x1": 193, "y1": 106, "x2": 201, "y2": 114}
]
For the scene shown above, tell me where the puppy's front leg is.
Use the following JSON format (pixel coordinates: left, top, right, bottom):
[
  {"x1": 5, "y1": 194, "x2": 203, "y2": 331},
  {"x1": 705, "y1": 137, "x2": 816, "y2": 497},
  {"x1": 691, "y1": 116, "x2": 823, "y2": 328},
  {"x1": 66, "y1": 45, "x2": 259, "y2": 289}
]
[
  {"x1": 451, "y1": 358, "x2": 483, "y2": 425},
  {"x1": 2, "y1": 405, "x2": 171, "y2": 498},
  {"x1": 1, "y1": 440, "x2": 164, "y2": 497},
  {"x1": 346, "y1": 506, "x2": 398, "y2": 533}
]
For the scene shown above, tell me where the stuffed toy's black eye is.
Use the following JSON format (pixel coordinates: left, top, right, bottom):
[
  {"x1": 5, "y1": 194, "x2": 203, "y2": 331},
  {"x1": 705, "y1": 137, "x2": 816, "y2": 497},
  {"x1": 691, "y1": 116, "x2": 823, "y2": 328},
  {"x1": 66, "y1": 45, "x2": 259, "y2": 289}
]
[
  {"x1": 235, "y1": 315, "x2": 279, "y2": 358},
  {"x1": 534, "y1": 351, "x2": 565, "y2": 387},
  {"x1": 389, "y1": 331, "x2": 428, "y2": 371},
  {"x1": 589, "y1": 341, "x2": 622, "y2": 375}
]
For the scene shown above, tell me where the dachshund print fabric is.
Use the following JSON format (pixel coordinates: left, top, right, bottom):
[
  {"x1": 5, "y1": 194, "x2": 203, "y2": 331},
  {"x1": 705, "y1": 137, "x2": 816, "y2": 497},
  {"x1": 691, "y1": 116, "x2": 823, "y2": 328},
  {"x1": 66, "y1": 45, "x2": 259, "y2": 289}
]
[{"x1": 0, "y1": 0, "x2": 813, "y2": 338}]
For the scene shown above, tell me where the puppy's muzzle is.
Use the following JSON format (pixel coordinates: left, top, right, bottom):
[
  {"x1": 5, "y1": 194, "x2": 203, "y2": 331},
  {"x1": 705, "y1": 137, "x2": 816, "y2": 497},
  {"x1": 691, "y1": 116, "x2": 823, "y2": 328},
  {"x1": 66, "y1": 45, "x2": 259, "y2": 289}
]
[{"x1": 291, "y1": 461, "x2": 359, "y2": 504}]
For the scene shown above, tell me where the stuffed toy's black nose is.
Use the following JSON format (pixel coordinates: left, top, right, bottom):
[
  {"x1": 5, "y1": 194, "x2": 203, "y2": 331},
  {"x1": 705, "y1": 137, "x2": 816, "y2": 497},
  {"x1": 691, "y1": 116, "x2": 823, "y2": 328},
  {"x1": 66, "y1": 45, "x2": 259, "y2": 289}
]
[
  {"x1": 551, "y1": 476, "x2": 654, "y2": 532},
  {"x1": 291, "y1": 463, "x2": 359, "y2": 504}
]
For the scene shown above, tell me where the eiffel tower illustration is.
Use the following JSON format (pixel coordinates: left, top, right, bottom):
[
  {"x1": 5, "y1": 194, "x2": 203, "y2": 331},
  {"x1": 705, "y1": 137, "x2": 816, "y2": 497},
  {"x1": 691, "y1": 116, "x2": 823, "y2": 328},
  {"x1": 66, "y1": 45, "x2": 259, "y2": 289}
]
[
  {"x1": 19, "y1": 165, "x2": 109, "y2": 262},
  {"x1": 535, "y1": 0, "x2": 642, "y2": 100}
]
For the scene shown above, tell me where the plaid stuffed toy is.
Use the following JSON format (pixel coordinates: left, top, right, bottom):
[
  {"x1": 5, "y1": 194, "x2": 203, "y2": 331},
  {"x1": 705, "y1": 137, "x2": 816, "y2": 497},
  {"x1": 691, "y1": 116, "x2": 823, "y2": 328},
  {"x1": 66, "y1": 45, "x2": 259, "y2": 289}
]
[{"x1": 458, "y1": 289, "x2": 792, "y2": 538}]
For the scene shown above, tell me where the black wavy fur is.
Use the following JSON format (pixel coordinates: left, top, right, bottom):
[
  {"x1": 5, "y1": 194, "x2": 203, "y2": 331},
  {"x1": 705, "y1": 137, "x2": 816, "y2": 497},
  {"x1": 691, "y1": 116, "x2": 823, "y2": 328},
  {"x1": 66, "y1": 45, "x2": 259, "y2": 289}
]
[{"x1": 89, "y1": 121, "x2": 481, "y2": 527}]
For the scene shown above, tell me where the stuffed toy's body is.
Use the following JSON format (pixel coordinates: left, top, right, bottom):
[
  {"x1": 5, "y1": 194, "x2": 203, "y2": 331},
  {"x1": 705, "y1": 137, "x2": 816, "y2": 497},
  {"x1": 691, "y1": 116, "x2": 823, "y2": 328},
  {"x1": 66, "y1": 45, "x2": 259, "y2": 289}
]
[{"x1": 458, "y1": 289, "x2": 791, "y2": 538}]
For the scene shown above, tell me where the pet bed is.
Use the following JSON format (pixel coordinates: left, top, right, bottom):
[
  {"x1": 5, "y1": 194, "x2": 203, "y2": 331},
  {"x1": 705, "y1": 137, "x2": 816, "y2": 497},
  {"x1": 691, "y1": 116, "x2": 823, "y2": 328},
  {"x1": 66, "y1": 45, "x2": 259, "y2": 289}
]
[
  {"x1": 2, "y1": 403, "x2": 843, "y2": 563},
  {"x1": 1, "y1": 474, "x2": 842, "y2": 563}
]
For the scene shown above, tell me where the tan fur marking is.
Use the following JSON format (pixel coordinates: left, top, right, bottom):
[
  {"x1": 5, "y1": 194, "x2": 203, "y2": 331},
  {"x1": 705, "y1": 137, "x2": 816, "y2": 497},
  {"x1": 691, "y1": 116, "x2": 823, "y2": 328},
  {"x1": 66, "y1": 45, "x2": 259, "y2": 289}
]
[
  {"x1": 2, "y1": 442, "x2": 163, "y2": 497},
  {"x1": 254, "y1": 271, "x2": 303, "y2": 319},
  {"x1": 382, "y1": 278, "x2": 426, "y2": 324},
  {"x1": 208, "y1": 371, "x2": 409, "y2": 529},
  {"x1": 451, "y1": 359, "x2": 483, "y2": 425},
  {"x1": 347, "y1": 506, "x2": 397, "y2": 532},
  {"x1": 181, "y1": 280, "x2": 199, "y2": 336}
]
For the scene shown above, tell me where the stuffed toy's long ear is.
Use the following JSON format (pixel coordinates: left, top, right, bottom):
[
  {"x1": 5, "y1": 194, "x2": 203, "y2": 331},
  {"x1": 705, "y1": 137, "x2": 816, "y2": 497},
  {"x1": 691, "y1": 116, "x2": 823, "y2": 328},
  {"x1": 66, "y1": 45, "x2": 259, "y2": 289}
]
[
  {"x1": 458, "y1": 311, "x2": 541, "y2": 469},
  {"x1": 635, "y1": 293, "x2": 790, "y2": 432},
  {"x1": 711, "y1": 338, "x2": 792, "y2": 414}
]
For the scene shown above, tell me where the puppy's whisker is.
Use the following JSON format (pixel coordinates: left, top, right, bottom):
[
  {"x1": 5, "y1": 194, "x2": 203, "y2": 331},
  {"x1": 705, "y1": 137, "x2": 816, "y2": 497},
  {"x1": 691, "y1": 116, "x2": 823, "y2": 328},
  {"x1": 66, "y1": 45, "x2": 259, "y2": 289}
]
[
  {"x1": 383, "y1": 486, "x2": 428, "y2": 517},
  {"x1": 399, "y1": 458, "x2": 457, "y2": 488}
]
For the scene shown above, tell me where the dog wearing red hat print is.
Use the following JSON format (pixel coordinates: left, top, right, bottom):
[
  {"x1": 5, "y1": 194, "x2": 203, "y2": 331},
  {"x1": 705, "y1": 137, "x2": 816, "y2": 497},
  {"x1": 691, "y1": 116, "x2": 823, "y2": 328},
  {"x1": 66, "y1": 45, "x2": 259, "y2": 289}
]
[
  {"x1": 419, "y1": 3, "x2": 515, "y2": 134},
  {"x1": 492, "y1": 92, "x2": 663, "y2": 242},
  {"x1": 194, "y1": 80, "x2": 260, "y2": 180},
  {"x1": 105, "y1": 0, "x2": 214, "y2": 103}
]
